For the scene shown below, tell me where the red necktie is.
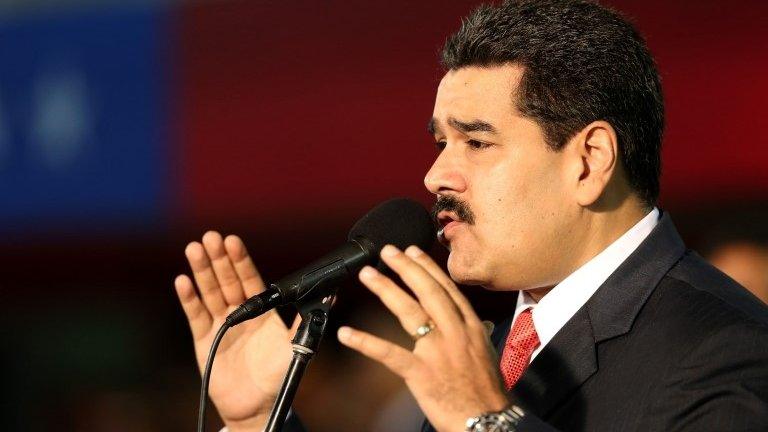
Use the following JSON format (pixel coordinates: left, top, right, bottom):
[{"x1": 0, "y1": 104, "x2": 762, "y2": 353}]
[{"x1": 499, "y1": 308, "x2": 540, "y2": 390}]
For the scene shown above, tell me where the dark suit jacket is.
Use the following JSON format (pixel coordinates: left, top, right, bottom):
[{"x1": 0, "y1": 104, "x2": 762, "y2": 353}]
[{"x1": 422, "y1": 212, "x2": 768, "y2": 431}]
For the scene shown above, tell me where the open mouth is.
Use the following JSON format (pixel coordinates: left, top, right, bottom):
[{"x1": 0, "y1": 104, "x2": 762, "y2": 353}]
[{"x1": 436, "y1": 211, "x2": 463, "y2": 244}]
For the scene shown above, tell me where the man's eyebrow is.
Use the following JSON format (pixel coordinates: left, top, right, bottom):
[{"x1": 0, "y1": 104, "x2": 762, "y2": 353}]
[
  {"x1": 427, "y1": 118, "x2": 441, "y2": 136},
  {"x1": 448, "y1": 117, "x2": 499, "y2": 135}
]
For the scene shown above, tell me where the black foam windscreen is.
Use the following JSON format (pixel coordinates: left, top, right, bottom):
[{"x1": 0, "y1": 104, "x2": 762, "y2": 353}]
[{"x1": 347, "y1": 198, "x2": 435, "y2": 255}]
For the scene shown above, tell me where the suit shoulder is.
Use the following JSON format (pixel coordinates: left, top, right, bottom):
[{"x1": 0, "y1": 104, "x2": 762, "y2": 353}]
[{"x1": 661, "y1": 250, "x2": 768, "y2": 327}]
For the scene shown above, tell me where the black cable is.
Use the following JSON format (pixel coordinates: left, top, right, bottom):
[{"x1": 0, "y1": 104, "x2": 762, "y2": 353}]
[{"x1": 197, "y1": 323, "x2": 230, "y2": 432}]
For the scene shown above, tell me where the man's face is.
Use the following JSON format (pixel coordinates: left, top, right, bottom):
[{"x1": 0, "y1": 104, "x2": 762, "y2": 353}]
[{"x1": 426, "y1": 64, "x2": 578, "y2": 291}]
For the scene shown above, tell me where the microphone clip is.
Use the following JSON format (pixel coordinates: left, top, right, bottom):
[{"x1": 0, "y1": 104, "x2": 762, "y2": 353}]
[{"x1": 265, "y1": 286, "x2": 338, "y2": 432}]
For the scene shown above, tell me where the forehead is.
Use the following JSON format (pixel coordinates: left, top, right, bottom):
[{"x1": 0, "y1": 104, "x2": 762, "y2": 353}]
[{"x1": 432, "y1": 64, "x2": 523, "y2": 126}]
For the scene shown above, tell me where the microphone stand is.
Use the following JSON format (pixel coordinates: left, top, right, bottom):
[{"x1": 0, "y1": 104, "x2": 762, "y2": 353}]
[{"x1": 265, "y1": 289, "x2": 336, "y2": 432}]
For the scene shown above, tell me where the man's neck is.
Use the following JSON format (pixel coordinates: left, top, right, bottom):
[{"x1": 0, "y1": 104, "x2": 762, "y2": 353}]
[{"x1": 528, "y1": 200, "x2": 652, "y2": 303}]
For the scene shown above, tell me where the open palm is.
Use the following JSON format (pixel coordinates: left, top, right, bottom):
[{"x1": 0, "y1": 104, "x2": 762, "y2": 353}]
[{"x1": 175, "y1": 232, "x2": 299, "y2": 430}]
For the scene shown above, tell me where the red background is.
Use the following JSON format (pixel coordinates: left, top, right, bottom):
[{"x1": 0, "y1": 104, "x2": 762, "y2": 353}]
[{"x1": 176, "y1": 0, "x2": 768, "y2": 232}]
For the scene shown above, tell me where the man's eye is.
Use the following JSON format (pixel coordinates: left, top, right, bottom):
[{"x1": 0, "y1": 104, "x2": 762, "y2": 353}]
[
  {"x1": 468, "y1": 139, "x2": 491, "y2": 150},
  {"x1": 435, "y1": 141, "x2": 447, "y2": 151}
]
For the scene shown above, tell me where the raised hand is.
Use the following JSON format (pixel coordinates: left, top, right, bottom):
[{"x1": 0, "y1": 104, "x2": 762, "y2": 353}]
[
  {"x1": 337, "y1": 244, "x2": 509, "y2": 432},
  {"x1": 175, "y1": 231, "x2": 299, "y2": 432}
]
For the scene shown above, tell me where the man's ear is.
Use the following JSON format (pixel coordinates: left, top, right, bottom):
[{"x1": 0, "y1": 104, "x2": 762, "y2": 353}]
[{"x1": 568, "y1": 121, "x2": 619, "y2": 207}]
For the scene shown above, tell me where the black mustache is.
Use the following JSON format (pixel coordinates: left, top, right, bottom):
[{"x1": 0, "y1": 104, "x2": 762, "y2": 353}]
[{"x1": 431, "y1": 195, "x2": 476, "y2": 225}]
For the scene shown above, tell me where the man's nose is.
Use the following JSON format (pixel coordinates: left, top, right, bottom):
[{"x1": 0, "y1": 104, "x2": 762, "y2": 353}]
[{"x1": 423, "y1": 148, "x2": 467, "y2": 195}]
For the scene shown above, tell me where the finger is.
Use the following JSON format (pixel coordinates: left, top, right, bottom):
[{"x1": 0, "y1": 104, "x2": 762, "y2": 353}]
[
  {"x1": 224, "y1": 235, "x2": 266, "y2": 297},
  {"x1": 358, "y1": 266, "x2": 433, "y2": 336},
  {"x1": 337, "y1": 326, "x2": 418, "y2": 379},
  {"x1": 185, "y1": 241, "x2": 228, "y2": 316},
  {"x1": 174, "y1": 274, "x2": 213, "y2": 340},
  {"x1": 380, "y1": 245, "x2": 463, "y2": 330},
  {"x1": 202, "y1": 231, "x2": 246, "y2": 305},
  {"x1": 404, "y1": 245, "x2": 479, "y2": 322}
]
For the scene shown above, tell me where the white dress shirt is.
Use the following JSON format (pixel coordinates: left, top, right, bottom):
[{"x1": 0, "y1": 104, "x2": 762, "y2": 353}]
[{"x1": 511, "y1": 208, "x2": 660, "y2": 362}]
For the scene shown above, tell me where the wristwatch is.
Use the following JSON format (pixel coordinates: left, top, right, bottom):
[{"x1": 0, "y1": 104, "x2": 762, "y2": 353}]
[{"x1": 465, "y1": 405, "x2": 525, "y2": 432}]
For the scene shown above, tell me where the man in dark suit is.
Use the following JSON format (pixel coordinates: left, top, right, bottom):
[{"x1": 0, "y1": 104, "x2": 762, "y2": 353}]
[
  {"x1": 416, "y1": 211, "x2": 768, "y2": 431},
  {"x1": 174, "y1": 1, "x2": 768, "y2": 431}
]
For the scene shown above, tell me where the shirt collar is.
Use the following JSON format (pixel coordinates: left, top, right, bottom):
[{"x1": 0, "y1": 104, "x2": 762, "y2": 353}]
[{"x1": 512, "y1": 208, "x2": 660, "y2": 361}]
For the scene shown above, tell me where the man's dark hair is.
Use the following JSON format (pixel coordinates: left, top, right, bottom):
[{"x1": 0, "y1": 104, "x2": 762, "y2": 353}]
[{"x1": 442, "y1": 0, "x2": 664, "y2": 206}]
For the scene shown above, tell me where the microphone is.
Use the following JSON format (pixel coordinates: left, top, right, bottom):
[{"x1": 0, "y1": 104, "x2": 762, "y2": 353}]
[{"x1": 225, "y1": 198, "x2": 435, "y2": 326}]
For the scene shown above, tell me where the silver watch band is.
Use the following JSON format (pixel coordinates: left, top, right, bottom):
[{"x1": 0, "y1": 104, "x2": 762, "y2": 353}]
[{"x1": 465, "y1": 404, "x2": 525, "y2": 432}]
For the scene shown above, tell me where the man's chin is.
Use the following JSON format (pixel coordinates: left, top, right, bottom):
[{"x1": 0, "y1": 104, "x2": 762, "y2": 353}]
[
  {"x1": 446, "y1": 258, "x2": 488, "y2": 287},
  {"x1": 446, "y1": 254, "x2": 514, "y2": 290},
  {"x1": 452, "y1": 276, "x2": 487, "y2": 286}
]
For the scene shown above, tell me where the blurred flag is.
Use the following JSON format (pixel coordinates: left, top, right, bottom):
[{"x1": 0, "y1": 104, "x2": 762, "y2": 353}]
[{"x1": 0, "y1": 4, "x2": 171, "y2": 236}]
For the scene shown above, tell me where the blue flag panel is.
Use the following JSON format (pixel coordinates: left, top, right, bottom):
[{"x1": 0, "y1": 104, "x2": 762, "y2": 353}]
[{"x1": 0, "y1": 5, "x2": 170, "y2": 235}]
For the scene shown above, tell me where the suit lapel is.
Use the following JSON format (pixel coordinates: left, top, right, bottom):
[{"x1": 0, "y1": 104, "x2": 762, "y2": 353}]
[
  {"x1": 502, "y1": 212, "x2": 687, "y2": 418},
  {"x1": 511, "y1": 308, "x2": 597, "y2": 416}
]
